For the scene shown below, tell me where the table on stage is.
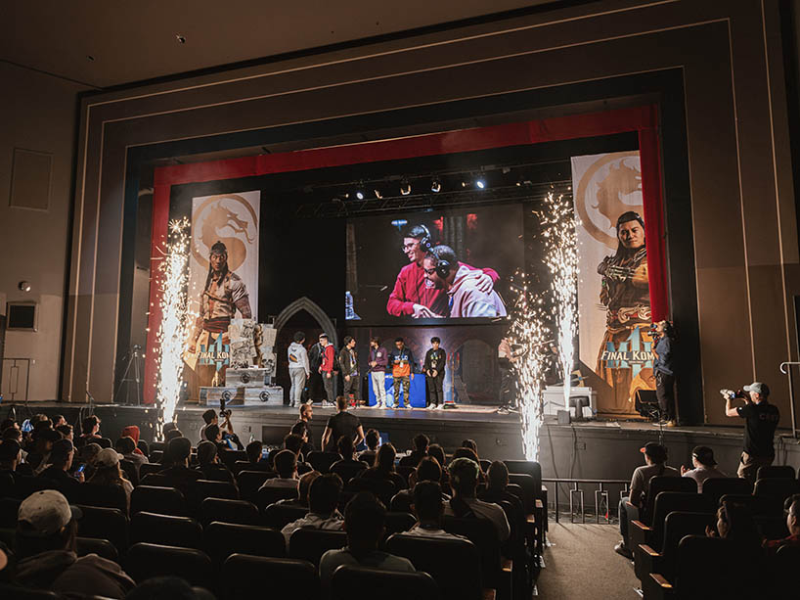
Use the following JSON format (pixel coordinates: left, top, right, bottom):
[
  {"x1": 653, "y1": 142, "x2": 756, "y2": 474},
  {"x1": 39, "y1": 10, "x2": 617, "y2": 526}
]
[{"x1": 366, "y1": 373, "x2": 427, "y2": 408}]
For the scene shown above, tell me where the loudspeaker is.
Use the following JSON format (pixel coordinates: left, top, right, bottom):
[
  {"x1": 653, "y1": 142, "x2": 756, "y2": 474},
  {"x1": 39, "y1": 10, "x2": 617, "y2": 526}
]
[{"x1": 635, "y1": 389, "x2": 659, "y2": 418}]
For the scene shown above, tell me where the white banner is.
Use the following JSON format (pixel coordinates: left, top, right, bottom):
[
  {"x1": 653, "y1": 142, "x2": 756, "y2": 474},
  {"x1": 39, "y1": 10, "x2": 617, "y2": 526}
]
[{"x1": 571, "y1": 151, "x2": 654, "y2": 414}]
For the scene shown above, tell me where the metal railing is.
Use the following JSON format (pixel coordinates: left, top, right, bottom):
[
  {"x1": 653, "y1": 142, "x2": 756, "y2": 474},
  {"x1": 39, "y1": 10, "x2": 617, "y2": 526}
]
[
  {"x1": 779, "y1": 362, "x2": 799, "y2": 439},
  {"x1": 1, "y1": 358, "x2": 31, "y2": 402},
  {"x1": 543, "y1": 478, "x2": 630, "y2": 524}
]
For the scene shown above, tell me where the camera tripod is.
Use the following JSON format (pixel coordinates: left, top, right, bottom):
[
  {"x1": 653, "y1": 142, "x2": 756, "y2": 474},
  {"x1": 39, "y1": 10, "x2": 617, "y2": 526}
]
[{"x1": 114, "y1": 345, "x2": 143, "y2": 406}]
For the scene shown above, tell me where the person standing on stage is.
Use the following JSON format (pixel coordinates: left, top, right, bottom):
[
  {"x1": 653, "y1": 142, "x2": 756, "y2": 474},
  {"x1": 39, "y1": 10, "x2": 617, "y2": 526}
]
[
  {"x1": 318, "y1": 334, "x2": 336, "y2": 407},
  {"x1": 339, "y1": 336, "x2": 361, "y2": 408},
  {"x1": 388, "y1": 337, "x2": 416, "y2": 409},
  {"x1": 424, "y1": 337, "x2": 447, "y2": 410},
  {"x1": 722, "y1": 382, "x2": 780, "y2": 482},
  {"x1": 288, "y1": 332, "x2": 310, "y2": 408},
  {"x1": 422, "y1": 245, "x2": 507, "y2": 318},
  {"x1": 368, "y1": 337, "x2": 389, "y2": 408},
  {"x1": 652, "y1": 320, "x2": 676, "y2": 426},
  {"x1": 387, "y1": 224, "x2": 499, "y2": 319},
  {"x1": 308, "y1": 334, "x2": 326, "y2": 403}
]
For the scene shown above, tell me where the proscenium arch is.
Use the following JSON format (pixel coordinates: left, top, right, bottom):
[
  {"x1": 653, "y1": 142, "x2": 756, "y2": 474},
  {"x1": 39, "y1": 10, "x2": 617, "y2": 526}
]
[{"x1": 274, "y1": 297, "x2": 338, "y2": 348}]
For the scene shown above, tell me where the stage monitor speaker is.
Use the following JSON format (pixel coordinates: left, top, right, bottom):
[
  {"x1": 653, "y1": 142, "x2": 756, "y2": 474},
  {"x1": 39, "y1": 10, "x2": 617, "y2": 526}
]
[{"x1": 635, "y1": 389, "x2": 659, "y2": 418}]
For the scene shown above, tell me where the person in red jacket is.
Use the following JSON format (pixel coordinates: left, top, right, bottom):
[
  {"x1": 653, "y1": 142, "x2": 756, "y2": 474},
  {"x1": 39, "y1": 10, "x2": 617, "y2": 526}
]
[
  {"x1": 386, "y1": 224, "x2": 500, "y2": 318},
  {"x1": 318, "y1": 334, "x2": 336, "y2": 407}
]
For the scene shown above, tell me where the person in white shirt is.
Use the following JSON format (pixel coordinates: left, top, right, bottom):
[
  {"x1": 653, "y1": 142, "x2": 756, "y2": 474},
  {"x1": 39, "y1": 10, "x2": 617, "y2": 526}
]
[
  {"x1": 681, "y1": 445, "x2": 726, "y2": 492},
  {"x1": 443, "y1": 457, "x2": 510, "y2": 542},
  {"x1": 401, "y1": 481, "x2": 465, "y2": 540},
  {"x1": 282, "y1": 473, "x2": 345, "y2": 547},
  {"x1": 260, "y1": 450, "x2": 299, "y2": 490},
  {"x1": 288, "y1": 332, "x2": 310, "y2": 408}
]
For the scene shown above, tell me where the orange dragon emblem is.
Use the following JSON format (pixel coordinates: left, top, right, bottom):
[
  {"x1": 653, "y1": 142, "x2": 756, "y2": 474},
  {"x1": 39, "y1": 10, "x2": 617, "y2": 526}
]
[{"x1": 192, "y1": 195, "x2": 258, "y2": 272}]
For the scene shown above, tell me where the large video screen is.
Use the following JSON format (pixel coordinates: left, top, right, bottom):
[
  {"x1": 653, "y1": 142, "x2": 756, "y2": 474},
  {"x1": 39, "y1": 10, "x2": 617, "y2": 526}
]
[{"x1": 346, "y1": 205, "x2": 524, "y2": 324}]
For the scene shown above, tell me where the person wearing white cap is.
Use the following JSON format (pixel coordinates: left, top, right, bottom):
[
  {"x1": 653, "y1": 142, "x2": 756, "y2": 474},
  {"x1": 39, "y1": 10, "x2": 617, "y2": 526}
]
[
  {"x1": 721, "y1": 382, "x2": 781, "y2": 482},
  {"x1": 87, "y1": 447, "x2": 134, "y2": 508},
  {"x1": 14, "y1": 490, "x2": 134, "y2": 598}
]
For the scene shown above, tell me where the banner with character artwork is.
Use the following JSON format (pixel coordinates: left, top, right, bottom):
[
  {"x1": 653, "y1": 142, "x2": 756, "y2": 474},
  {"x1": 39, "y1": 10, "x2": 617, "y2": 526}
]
[
  {"x1": 571, "y1": 152, "x2": 656, "y2": 416},
  {"x1": 183, "y1": 192, "x2": 260, "y2": 397}
]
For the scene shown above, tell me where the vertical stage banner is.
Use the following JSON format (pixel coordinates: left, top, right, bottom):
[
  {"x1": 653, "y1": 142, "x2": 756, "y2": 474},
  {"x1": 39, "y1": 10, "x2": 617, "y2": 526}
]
[
  {"x1": 183, "y1": 192, "x2": 260, "y2": 396},
  {"x1": 571, "y1": 152, "x2": 655, "y2": 416}
]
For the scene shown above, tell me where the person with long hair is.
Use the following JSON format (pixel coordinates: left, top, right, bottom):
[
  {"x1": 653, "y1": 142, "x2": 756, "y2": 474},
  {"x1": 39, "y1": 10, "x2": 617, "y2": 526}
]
[
  {"x1": 88, "y1": 448, "x2": 134, "y2": 509},
  {"x1": 358, "y1": 443, "x2": 406, "y2": 490}
]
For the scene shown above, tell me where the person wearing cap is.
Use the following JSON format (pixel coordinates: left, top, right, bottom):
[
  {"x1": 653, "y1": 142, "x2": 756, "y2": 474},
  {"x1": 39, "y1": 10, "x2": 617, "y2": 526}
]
[
  {"x1": 39, "y1": 439, "x2": 83, "y2": 486},
  {"x1": 614, "y1": 442, "x2": 679, "y2": 559},
  {"x1": 14, "y1": 489, "x2": 135, "y2": 597},
  {"x1": 443, "y1": 457, "x2": 510, "y2": 542},
  {"x1": 722, "y1": 382, "x2": 781, "y2": 482},
  {"x1": 88, "y1": 448, "x2": 134, "y2": 508},
  {"x1": 681, "y1": 446, "x2": 726, "y2": 492}
]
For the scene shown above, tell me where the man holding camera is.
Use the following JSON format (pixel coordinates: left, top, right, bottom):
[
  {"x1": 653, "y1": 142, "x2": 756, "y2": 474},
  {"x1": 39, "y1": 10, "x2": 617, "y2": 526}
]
[
  {"x1": 722, "y1": 382, "x2": 780, "y2": 482},
  {"x1": 201, "y1": 406, "x2": 243, "y2": 451}
]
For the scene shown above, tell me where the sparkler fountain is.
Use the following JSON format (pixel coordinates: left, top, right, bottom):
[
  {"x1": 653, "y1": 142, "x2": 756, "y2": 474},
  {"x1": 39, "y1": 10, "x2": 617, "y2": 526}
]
[{"x1": 154, "y1": 218, "x2": 192, "y2": 441}]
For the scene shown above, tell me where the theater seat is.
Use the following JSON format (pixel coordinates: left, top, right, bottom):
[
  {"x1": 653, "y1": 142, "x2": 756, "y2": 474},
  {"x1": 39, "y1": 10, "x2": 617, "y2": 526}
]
[
  {"x1": 635, "y1": 511, "x2": 714, "y2": 585},
  {"x1": 0, "y1": 583, "x2": 59, "y2": 599},
  {"x1": 387, "y1": 533, "x2": 484, "y2": 600},
  {"x1": 384, "y1": 512, "x2": 416, "y2": 538},
  {"x1": 77, "y1": 505, "x2": 129, "y2": 553},
  {"x1": 222, "y1": 555, "x2": 319, "y2": 600},
  {"x1": 126, "y1": 542, "x2": 213, "y2": 588},
  {"x1": 139, "y1": 463, "x2": 164, "y2": 478},
  {"x1": 256, "y1": 485, "x2": 298, "y2": 513},
  {"x1": 69, "y1": 483, "x2": 128, "y2": 514},
  {"x1": 204, "y1": 521, "x2": 286, "y2": 567},
  {"x1": 307, "y1": 451, "x2": 342, "y2": 474},
  {"x1": 345, "y1": 478, "x2": 396, "y2": 506},
  {"x1": 130, "y1": 485, "x2": 186, "y2": 517},
  {"x1": 130, "y1": 512, "x2": 203, "y2": 549},
  {"x1": 756, "y1": 465, "x2": 796, "y2": 480},
  {"x1": 331, "y1": 565, "x2": 439, "y2": 600},
  {"x1": 199, "y1": 498, "x2": 259, "y2": 526},
  {"x1": 701, "y1": 478, "x2": 752, "y2": 506},
  {"x1": 443, "y1": 516, "x2": 510, "y2": 598},
  {"x1": 236, "y1": 470, "x2": 273, "y2": 503},
  {"x1": 263, "y1": 503, "x2": 309, "y2": 530},
  {"x1": 390, "y1": 492, "x2": 413, "y2": 514},
  {"x1": 289, "y1": 528, "x2": 347, "y2": 565}
]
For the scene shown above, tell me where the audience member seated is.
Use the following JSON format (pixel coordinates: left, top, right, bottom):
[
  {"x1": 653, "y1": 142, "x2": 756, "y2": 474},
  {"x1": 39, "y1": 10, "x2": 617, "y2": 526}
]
[
  {"x1": 357, "y1": 443, "x2": 407, "y2": 490},
  {"x1": 52, "y1": 415, "x2": 66, "y2": 428},
  {"x1": 261, "y1": 449, "x2": 299, "y2": 490},
  {"x1": 28, "y1": 427, "x2": 62, "y2": 474},
  {"x1": 275, "y1": 470, "x2": 322, "y2": 508},
  {"x1": 399, "y1": 434, "x2": 429, "y2": 467},
  {"x1": 88, "y1": 448, "x2": 134, "y2": 507},
  {"x1": 79, "y1": 443, "x2": 102, "y2": 480},
  {"x1": 427, "y1": 444, "x2": 451, "y2": 494},
  {"x1": 294, "y1": 403, "x2": 316, "y2": 455},
  {"x1": 615, "y1": 442, "x2": 679, "y2": 559},
  {"x1": 479, "y1": 460, "x2": 524, "y2": 514},
  {"x1": 116, "y1": 436, "x2": 147, "y2": 471},
  {"x1": 444, "y1": 457, "x2": 510, "y2": 542},
  {"x1": 165, "y1": 428, "x2": 185, "y2": 445},
  {"x1": 14, "y1": 490, "x2": 135, "y2": 598},
  {"x1": 282, "y1": 473, "x2": 345, "y2": 545},
  {"x1": 245, "y1": 440, "x2": 266, "y2": 465},
  {"x1": 56, "y1": 424, "x2": 73, "y2": 441},
  {"x1": 396, "y1": 457, "x2": 447, "y2": 509},
  {"x1": 159, "y1": 437, "x2": 202, "y2": 494},
  {"x1": 76, "y1": 416, "x2": 102, "y2": 449},
  {"x1": 706, "y1": 501, "x2": 763, "y2": 553},
  {"x1": 193, "y1": 440, "x2": 236, "y2": 484},
  {"x1": 0, "y1": 440, "x2": 23, "y2": 481},
  {"x1": 400, "y1": 481, "x2": 465, "y2": 540},
  {"x1": 681, "y1": 445, "x2": 726, "y2": 492},
  {"x1": 331, "y1": 436, "x2": 368, "y2": 473},
  {"x1": 763, "y1": 495, "x2": 800, "y2": 554},
  {"x1": 284, "y1": 433, "x2": 313, "y2": 470},
  {"x1": 200, "y1": 409, "x2": 217, "y2": 442},
  {"x1": 319, "y1": 492, "x2": 415, "y2": 587},
  {"x1": 120, "y1": 426, "x2": 147, "y2": 458},
  {"x1": 125, "y1": 575, "x2": 214, "y2": 600},
  {"x1": 358, "y1": 429, "x2": 380, "y2": 464},
  {"x1": 40, "y1": 439, "x2": 83, "y2": 487}
]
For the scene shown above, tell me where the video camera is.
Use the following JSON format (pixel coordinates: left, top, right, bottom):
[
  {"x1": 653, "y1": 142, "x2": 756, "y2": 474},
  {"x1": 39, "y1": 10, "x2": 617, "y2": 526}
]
[{"x1": 219, "y1": 397, "x2": 232, "y2": 419}]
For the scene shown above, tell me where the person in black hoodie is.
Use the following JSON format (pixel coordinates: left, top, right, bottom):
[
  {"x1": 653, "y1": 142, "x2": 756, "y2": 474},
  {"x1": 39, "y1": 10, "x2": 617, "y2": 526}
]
[
  {"x1": 339, "y1": 336, "x2": 361, "y2": 407},
  {"x1": 14, "y1": 490, "x2": 135, "y2": 598},
  {"x1": 423, "y1": 337, "x2": 447, "y2": 409}
]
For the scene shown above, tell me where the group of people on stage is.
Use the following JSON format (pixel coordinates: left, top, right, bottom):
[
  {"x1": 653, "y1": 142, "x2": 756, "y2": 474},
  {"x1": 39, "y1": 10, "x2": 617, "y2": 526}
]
[{"x1": 288, "y1": 332, "x2": 448, "y2": 410}]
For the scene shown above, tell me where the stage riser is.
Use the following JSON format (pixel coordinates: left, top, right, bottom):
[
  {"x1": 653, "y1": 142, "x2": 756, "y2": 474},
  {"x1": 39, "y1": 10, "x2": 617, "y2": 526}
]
[{"x1": 16, "y1": 405, "x2": 800, "y2": 489}]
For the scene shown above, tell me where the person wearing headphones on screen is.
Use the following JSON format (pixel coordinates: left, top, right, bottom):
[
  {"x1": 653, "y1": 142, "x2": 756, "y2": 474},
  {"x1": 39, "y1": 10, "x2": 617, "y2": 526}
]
[
  {"x1": 386, "y1": 224, "x2": 499, "y2": 318},
  {"x1": 422, "y1": 245, "x2": 507, "y2": 318}
]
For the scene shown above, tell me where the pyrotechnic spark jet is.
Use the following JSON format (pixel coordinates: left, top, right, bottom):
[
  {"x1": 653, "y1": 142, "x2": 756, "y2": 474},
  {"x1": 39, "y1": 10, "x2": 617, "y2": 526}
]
[
  {"x1": 541, "y1": 193, "x2": 579, "y2": 409},
  {"x1": 156, "y1": 217, "x2": 191, "y2": 438},
  {"x1": 509, "y1": 276, "x2": 550, "y2": 461}
]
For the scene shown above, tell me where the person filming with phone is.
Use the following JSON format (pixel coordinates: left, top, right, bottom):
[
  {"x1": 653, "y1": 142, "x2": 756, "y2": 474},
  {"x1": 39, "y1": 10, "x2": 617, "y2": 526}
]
[{"x1": 721, "y1": 382, "x2": 780, "y2": 482}]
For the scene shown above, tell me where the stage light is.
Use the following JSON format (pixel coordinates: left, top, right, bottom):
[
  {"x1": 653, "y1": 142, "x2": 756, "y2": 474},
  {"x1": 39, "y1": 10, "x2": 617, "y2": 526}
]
[
  {"x1": 374, "y1": 189, "x2": 383, "y2": 199},
  {"x1": 400, "y1": 178, "x2": 411, "y2": 196},
  {"x1": 431, "y1": 177, "x2": 442, "y2": 193},
  {"x1": 475, "y1": 178, "x2": 486, "y2": 189},
  {"x1": 355, "y1": 181, "x2": 366, "y2": 200},
  {"x1": 356, "y1": 190, "x2": 365, "y2": 200},
  {"x1": 18, "y1": 281, "x2": 31, "y2": 292}
]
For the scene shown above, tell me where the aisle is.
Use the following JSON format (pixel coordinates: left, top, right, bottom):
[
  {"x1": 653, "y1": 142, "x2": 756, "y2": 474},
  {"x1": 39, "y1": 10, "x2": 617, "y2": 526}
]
[{"x1": 536, "y1": 523, "x2": 640, "y2": 599}]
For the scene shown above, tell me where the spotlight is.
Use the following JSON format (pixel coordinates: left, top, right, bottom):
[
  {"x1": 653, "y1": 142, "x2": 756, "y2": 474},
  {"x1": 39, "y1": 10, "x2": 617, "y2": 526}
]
[
  {"x1": 475, "y1": 178, "x2": 486, "y2": 190},
  {"x1": 18, "y1": 281, "x2": 31, "y2": 292},
  {"x1": 374, "y1": 189, "x2": 383, "y2": 199},
  {"x1": 400, "y1": 178, "x2": 411, "y2": 196},
  {"x1": 356, "y1": 190, "x2": 365, "y2": 200},
  {"x1": 431, "y1": 177, "x2": 442, "y2": 193},
  {"x1": 355, "y1": 181, "x2": 366, "y2": 200}
]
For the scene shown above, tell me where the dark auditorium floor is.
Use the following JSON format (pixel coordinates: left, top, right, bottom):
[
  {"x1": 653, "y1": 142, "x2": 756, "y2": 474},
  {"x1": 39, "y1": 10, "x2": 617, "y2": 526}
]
[{"x1": 536, "y1": 523, "x2": 639, "y2": 599}]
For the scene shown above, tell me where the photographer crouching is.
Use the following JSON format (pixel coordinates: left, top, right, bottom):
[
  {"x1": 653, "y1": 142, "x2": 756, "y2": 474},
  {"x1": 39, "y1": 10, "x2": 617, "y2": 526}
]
[
  {"x1": 202, "y1": 402, "x2": 244, "y2": 452},
  {"x1": 721, "y1": 382, "x2": 780, "y2": 483},
  {"x1": 652, "y1": 320, "x2": 677, "y2": 427}
]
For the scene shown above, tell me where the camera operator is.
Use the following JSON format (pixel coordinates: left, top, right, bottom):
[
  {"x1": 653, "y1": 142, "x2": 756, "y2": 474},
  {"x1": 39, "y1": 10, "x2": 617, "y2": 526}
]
[
  {"x1": 202, "y1": 403, "x2": 243, "y2": 451},
  {"x1": 652, "y1": 320, "x2": 676, "y2": 426},
  {"x1": 721, "y1": 382, "x2": 780, "y2": 482}
]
